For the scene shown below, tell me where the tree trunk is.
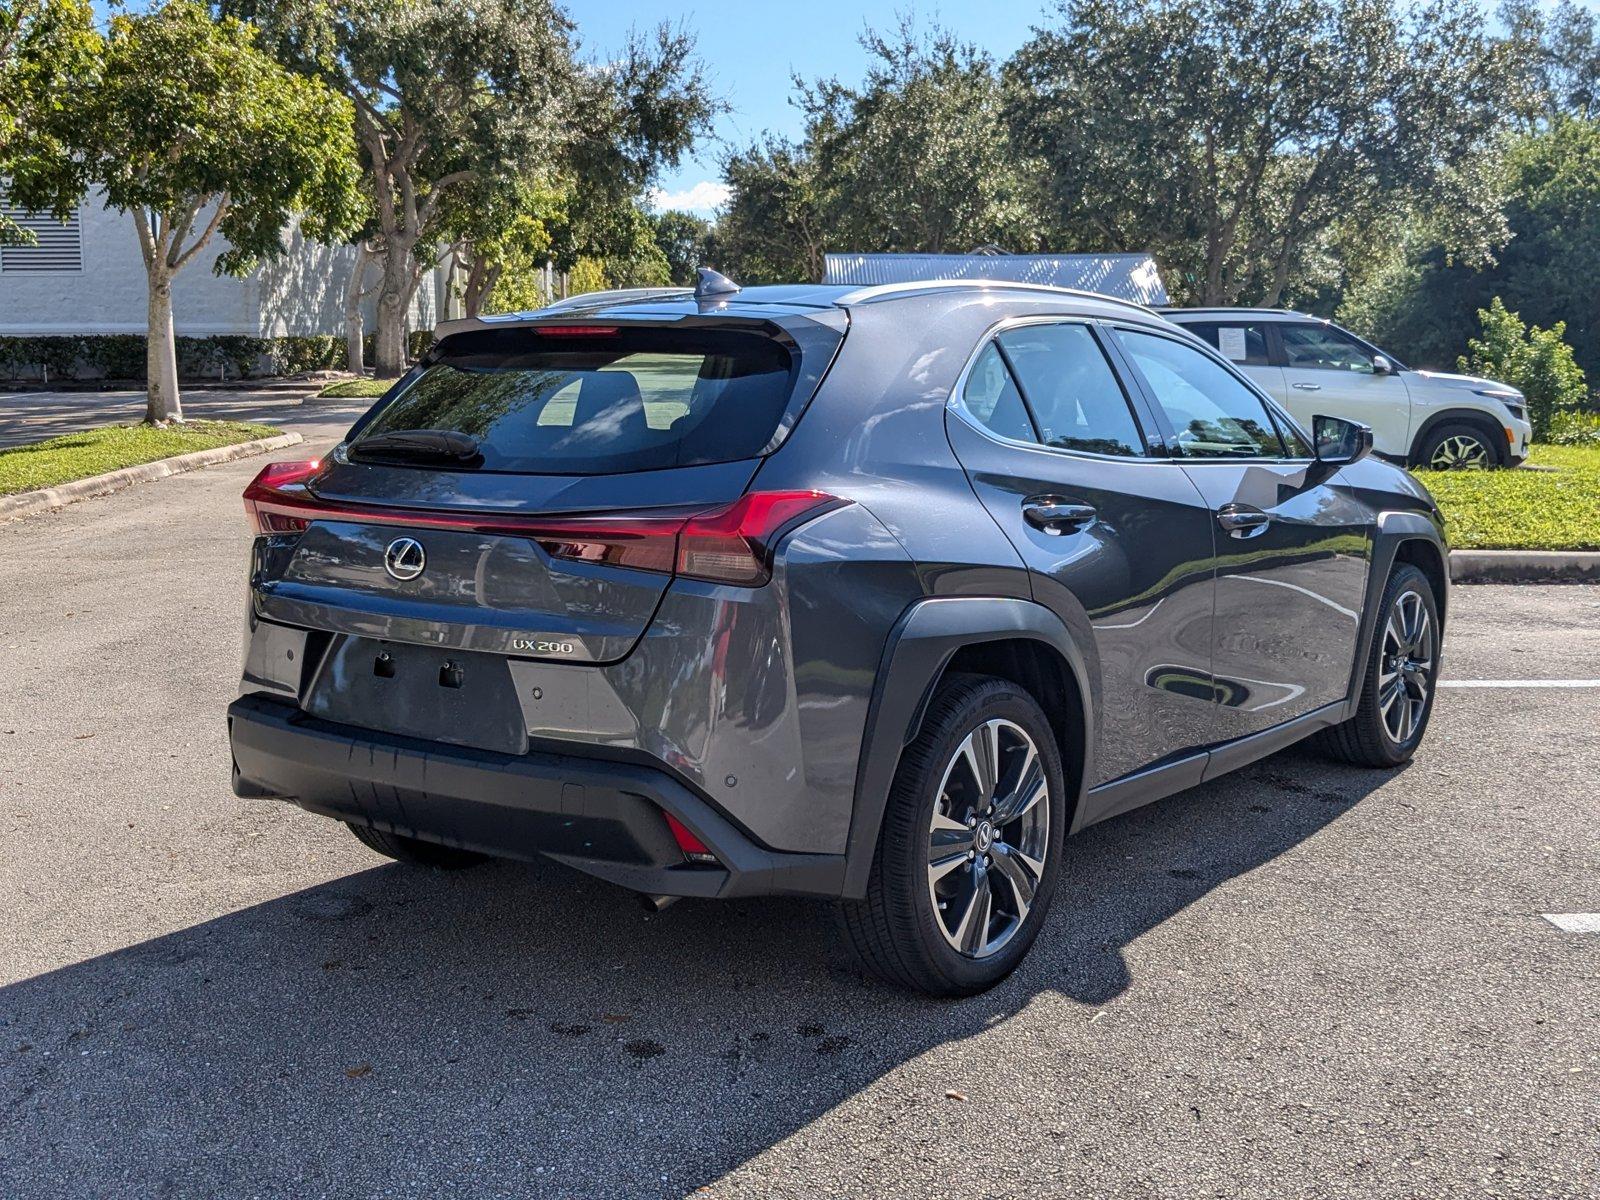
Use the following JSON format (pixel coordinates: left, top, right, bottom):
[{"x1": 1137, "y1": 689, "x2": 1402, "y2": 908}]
[
  {"x1": 344, "y1": 241, "x2": 371, "y2": 374},
  {"x1": 373, "y1": 237, "x2": 418, "y2": 378},
  {"x1": 145, "y1": 272, "x2": 182, "y2": 424}
]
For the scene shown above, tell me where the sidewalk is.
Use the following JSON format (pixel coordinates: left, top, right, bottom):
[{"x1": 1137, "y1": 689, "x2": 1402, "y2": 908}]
[{"x1": 0, "y1": 386, "x2": 320, "y2": 448}]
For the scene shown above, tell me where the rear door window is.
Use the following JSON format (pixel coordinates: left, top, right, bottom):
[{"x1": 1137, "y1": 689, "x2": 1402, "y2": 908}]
[
  {"x1": 349, "y1": 326, "x2": 797, "y2": 474},
  {"x1": 961, "y1": 342, "x2": 1038, "y2": 442},
  {"x1": 996, "y1": 323, "x2": 1147, "y2": 456}
]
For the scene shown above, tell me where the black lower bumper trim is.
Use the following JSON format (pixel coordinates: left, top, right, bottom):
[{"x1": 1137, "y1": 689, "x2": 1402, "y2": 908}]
[{"x1": 227, "y1": 694, "x2": 846, "y2": 899}]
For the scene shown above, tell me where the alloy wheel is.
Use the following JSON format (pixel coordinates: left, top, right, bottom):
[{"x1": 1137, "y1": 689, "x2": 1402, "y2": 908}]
[
  {"x1": 1429, "y1": 434, "x2": 1490, "y2": 470},
  {"x1": 927, "y1": 719, "x2": 1049, "y2": 959},
  {"x1": 1379, "y1": 589, "x2": 1435, "y2": 744}
]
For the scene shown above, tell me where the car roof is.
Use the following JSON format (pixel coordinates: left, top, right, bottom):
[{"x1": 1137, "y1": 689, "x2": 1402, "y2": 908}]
[{"x1": 436, "y1": 280, "x2": 1167, "y2": 340}]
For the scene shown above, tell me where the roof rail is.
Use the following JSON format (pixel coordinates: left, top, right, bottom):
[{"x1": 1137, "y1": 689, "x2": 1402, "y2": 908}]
[{"x1": 833, "y1": 278, "x2": 1157, "y2": 315}]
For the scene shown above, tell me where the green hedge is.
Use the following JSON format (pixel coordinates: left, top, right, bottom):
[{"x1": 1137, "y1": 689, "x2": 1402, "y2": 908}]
[{"x1": 0, "y1": 332, "x2": 434, "y2": 382}]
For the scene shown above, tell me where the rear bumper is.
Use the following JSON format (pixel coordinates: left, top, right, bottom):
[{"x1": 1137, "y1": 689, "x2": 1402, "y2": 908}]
[{"x1": 227, "y1": 694, "x2": 846, "y2": 899}]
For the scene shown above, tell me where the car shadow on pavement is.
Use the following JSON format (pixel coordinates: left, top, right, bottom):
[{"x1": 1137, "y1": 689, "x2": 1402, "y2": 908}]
[{"x1": 0, "y1": 748, "x2": 1397, "y2": 1198}]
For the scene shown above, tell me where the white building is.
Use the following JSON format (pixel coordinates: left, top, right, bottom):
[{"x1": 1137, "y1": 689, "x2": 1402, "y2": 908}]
[{"x1": 0, "y1": 189, "x2": 451, "y2": 342}]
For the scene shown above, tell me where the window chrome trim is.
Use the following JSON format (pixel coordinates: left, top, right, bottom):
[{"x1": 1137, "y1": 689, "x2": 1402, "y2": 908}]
[{"x1": 945, "y1": 314, "x2": 1168, "y2": 462}]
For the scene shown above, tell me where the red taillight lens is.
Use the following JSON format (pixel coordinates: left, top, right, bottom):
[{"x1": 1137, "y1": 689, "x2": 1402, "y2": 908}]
[
  {"x1": 241, "y1": 466, "x2": 842, "y2": 587},
  {"x1": 663, "y1": 811, "x2": 717, "y2": 864},
  {"x1": 530, "y1": 516, "x2": 686, "y2": 575},
  {"x1": 531, "y1": 325, "x2": 618, "y2": 337},
  {"x1": 676, "y1": 491, "x2": 842, "y2": 586},
  {"x1": 243, "y1": 459, "x2": 321, "y2": 535}
]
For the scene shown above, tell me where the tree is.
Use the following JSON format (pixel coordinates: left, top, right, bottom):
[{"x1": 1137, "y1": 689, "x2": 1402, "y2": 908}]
[
  {"x1": 650, "y1": 209, "x2": 713, "y2": 285},
  {"x1": 1501, "y1": 0, "x2": 1600, "y2": 126},
  {"x1": 718, "y1": 137, "x2": 829, "y2": 283},
  {"x1": 233, "y1": 0, "x2": 714, "y2": 376},
  {"x1": 442, "y1": 179, "x2": 562, "y2": 317},
  {"x1": 1005, "y1": 0, "x2": 1525, "y2": 306},
  {"x1": 1459, "y1": 298, "x2": 1586, "y2": 437},
  {"x1": 717, "y1": 23, "x2": 1043, "y2": 282},
  {"x1": 801, "y1": 24, "x2": 1043, "y2": 255},
  {"x1": 15, "y1": 1, "x2": 359, "y2": 422},
  {"x1": 1341, "y1": 119, "x2": 1600, "y2": 376},
  {"x1": 0, "y1": 0, "x2": 100, "y2": 245}
]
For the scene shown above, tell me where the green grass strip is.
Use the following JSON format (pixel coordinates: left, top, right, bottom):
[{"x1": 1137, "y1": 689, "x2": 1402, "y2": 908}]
[{"x1": 0, "y1": 420, "x2": 282, "y2": 497}]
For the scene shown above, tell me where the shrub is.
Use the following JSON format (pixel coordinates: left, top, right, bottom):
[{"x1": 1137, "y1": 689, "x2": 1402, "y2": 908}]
[
  {"x1": 1458, "y1": 298, "x2": 1587, "y2": 439},
  {"x1": 0, "y1": 332, "x2": 432, "y2": 381},
  {"x1": 1545, "y1": 408, "x2": 1600, "y2": 446}
]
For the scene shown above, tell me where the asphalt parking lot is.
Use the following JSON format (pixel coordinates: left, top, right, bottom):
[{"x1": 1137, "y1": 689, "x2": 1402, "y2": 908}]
[{"x1": 1, "y1": 407, "x2": 1596, "y2": 1199}]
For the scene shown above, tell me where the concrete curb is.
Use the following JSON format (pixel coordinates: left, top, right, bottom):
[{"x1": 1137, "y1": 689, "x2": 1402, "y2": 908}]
[
  {"x1": 1451, "y1": 550, "x2": 1600, "y2": 583},
  {"x1": 0, "y1": 431, "x2": 303, "y2": 524}
]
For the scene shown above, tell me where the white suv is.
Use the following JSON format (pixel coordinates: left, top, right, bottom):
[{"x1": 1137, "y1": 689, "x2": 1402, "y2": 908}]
[{"x1": 1164, "y1": 309, "x2": 1532, "y2": 468}]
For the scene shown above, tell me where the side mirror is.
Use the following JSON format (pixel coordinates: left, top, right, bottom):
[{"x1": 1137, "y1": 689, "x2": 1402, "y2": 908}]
[
  {"x1": 1314, "y1": 414, "x2": 1373, "y2": 465},
  {"x1": 1371, "y1": 354, "x2": 1395, "y2": 375}
]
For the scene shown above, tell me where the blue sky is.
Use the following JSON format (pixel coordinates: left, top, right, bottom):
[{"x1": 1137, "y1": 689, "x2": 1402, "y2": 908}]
[{"x1": 573, "y1": 2, "x2": 1053, "y2": 212}]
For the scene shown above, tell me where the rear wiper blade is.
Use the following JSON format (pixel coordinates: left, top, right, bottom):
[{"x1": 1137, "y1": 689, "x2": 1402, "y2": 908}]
[{"x1": 350, "y1": 429, "x2": 482, "y2": 465}]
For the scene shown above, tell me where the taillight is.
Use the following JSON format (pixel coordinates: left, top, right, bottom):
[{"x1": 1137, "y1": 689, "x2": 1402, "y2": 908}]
[
  {"x1": 675, "y1": 491, "x2": 842, "y2": 586},
  {"x1": 243, "y1": 459, "x2": 320, "y2": 535},
  {"x1": 241, "y1": 465, "x2": 843, "y2": 588}
]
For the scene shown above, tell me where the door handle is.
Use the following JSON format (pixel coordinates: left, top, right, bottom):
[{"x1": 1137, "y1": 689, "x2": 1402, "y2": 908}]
[
  {"x1": 1216, "y1": 504, "x2": 1271, "y2": 539},
  {"x1": 1022, "y1": 498, "x2": 1097, "y2": 535},
  {"x1": 1291, "y1": 382, "x2": 1322, "y2": 391}
]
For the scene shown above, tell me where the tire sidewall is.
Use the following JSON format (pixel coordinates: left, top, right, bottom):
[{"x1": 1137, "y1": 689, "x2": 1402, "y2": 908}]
[
  {"x1": 890, "y1": 679, "x2": 1068, "y2": 994},
  {"x1": 1365, "y1": 565, "x2": 1442, "y2": 762}
]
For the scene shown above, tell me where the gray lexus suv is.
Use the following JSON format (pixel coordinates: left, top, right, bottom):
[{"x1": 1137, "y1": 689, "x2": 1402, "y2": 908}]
[{"x1": 229, "y1": 272, "x2": 1448, "y2": 995}]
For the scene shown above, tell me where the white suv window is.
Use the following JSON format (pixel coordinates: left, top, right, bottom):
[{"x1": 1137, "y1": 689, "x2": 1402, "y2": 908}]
[
  {"x1": 1281, "y1": 324, "x2": 1378, "y2": 374},
  {"x1": 1182, "y1": 321, "x2": 1271, "y2": 366}
]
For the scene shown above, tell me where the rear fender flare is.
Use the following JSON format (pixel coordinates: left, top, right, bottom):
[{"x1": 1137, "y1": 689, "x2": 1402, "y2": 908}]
[{"x1": 841, "y1": 596, "x2": 1096, "y2": 899}]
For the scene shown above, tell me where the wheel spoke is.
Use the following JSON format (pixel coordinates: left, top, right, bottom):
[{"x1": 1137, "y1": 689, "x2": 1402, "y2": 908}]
[
  {"x1": 955, "y1": 867, "x2": 993, "y2": 956},
  {"x1": 990, "y1": 843, "x2": 1038, "y2": 918},
  {"x1": 929, "y1": 850, "x2": 969, "y2": 884},
  {"x1": 957, "y1": 723, "x2": 1000, "y2": 802},
  {"x1": 993, "y1": 759, "x2": 1046, "y2": 826}
]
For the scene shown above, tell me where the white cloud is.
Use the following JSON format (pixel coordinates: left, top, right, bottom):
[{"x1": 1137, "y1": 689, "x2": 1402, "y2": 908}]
[{"x1": 647, "y1": 180, "x2": 731, "y2": 215}]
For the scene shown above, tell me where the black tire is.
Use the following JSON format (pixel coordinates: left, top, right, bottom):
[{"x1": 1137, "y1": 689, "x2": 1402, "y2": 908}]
[
  {"x1": 839, "y1": 674, "x2": 1067, "y2": 997},
  {"x1": 1415, "y1": 421, "x2": 1503, "y2": 470},
  {"x1": 1316, "y1": 563, "x2": 1441, "y2": 768},
  {"x1": 346, "y1": 822, "x2": 486, "y2": 869}
]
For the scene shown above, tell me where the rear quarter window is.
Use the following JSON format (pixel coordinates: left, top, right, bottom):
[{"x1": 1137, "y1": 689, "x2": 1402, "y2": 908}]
[{"x1": 350, "y1": 326, "x2": 798, "y2": 475}]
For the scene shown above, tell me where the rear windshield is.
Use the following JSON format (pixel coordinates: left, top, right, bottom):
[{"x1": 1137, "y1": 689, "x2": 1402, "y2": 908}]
[{"x1": 349, "y1": 326, "x2": 798, "y2": 474}]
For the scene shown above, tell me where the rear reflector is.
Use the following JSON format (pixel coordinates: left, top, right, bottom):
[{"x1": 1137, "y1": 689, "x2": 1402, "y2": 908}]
[
  {"x1": 243, "y1": 464, "x2": 843, "y2": 587},
  {"x1": 663, "y1": 812, "x2": 717, "y2": 864}
]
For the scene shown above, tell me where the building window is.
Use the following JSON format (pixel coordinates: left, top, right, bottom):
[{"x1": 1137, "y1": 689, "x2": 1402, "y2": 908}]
[{"x1": 0, "y1": 202, "x2": 83, "y2": 272}]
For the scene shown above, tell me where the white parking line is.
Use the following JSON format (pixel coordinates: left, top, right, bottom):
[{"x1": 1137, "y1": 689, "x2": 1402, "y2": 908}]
[
  {"x1": 1543, "y1": 914, "x2": 1600, "y2": 934},
  {"x1": 1440, "y1": 680, "x2": 1600, "y2": 688}
]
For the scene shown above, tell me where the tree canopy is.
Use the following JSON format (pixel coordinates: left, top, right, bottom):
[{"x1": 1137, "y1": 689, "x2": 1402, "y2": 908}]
[
  {"x1": 17, "y1": 0, "x2": 360, "y2": 420},
  {"x1": 0, "y1": 0, "x2": 100, "y2": 244},
  {"x1": 228, "y1": 0, "x2": 714, "y2": 373},
  {"x1": 1005, "y1": 0, "x2": 1524, "y2": 306}
]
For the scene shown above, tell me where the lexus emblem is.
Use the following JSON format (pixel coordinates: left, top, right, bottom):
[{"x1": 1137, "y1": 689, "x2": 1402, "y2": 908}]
[{"x1": 383, "y1": 536, "x2": 426, "y2": 581}]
